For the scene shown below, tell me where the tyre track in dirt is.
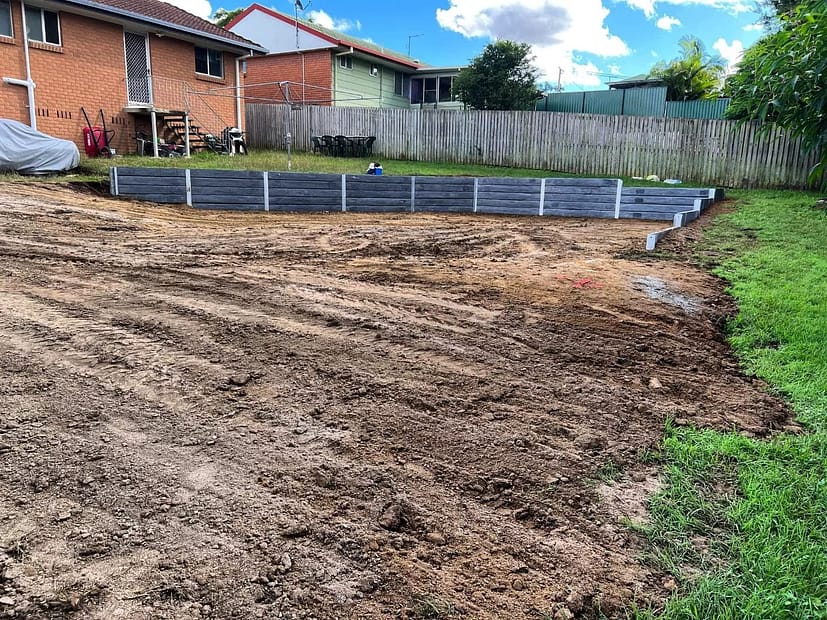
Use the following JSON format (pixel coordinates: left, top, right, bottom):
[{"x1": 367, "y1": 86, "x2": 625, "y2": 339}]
[{"x1": 0, "y1": 184, "x2": 793, "y2": 619}]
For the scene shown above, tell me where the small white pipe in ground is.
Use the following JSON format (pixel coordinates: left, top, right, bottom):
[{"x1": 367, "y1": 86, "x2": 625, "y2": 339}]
[{"x1": 151, "y1": 109, "x2": 159, "y2": 158}]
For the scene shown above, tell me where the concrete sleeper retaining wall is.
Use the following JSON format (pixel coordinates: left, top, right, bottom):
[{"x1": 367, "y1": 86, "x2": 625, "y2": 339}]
[{"x1": 109, "y1": 167, "x2": 723, "y2": 250}]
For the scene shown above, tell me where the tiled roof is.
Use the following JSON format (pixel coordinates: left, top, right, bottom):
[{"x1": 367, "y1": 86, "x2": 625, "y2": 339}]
[{"x1": 66, "y1": 0, "x2": 262, "y2": 49}]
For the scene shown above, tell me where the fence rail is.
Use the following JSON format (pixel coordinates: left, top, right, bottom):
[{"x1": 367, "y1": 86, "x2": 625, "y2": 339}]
[{"x1": 245, "y1": 104, "x2": 821, "y2": 189}]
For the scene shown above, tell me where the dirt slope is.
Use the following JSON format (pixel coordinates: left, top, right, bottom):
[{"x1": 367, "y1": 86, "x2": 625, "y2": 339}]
[{"x1": 0, "y1": 184, "x2": 789, "y2": 619}]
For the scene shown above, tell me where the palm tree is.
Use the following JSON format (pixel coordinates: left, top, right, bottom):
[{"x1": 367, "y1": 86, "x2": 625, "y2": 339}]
[{"x1": 648, "y1": 36, "x2": 726, "y2": 101}]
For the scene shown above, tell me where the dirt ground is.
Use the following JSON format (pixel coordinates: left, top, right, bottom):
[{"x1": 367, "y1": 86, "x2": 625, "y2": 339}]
[{"x1": 0, "y1": 183, "x2": 792, "y2": 620}]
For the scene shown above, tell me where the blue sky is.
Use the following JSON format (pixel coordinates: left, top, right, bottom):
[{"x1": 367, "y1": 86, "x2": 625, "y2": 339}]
[{"x1": 171, "y1": 0, "x2": 766, "y2": 91}]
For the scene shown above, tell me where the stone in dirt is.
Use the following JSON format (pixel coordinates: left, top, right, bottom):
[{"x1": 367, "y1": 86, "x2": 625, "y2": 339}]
[
  {"x1": 378, "y1": 504, "x2": 405, "y2": 532},
  {"x1": 0, "y1": 597, "x2": 14, "y2": 606},
  {"x1": 228, "y1": 373, "x2": 252, "y2": 387},
  {"x1": 282, "y1": 523, "x2": 310, "y2": 538},
  {"x1": 648, "y1": 377, "x2": 663, "y2": 389},
  {"x1": 424, "y1": 532, "x2": 446, "y2": 545}
]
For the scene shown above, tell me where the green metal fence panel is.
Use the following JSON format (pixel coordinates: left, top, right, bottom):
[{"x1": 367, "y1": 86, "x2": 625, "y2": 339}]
[
  {"x1": 583, "y1": 90, "x2": 624, "y2": 115},
  {"x1": 665, "y1": 98, "x2": 731, "y2": 119},
  {"x1": 537, "y1": 92, "x2": 585, "y2": 113},
  {"x1": 622, "y1": 86, "x2": 667, "y2": 117}
]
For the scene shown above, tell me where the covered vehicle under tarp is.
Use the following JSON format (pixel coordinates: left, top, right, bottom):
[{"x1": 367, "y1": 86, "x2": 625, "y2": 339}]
[{"x1": 0, "y1": 119, "x2": 80, "y2": 175}]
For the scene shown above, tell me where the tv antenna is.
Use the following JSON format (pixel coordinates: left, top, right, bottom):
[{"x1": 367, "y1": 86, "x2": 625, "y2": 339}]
[
  {"x1": 293, "y1": 0, "x2": 311, "y2": 49},
  {"x1": 407, "y1": 33, "x2": 423, "y2": 57}
]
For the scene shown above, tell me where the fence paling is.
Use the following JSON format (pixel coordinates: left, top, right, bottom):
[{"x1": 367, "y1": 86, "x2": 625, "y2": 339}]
[{"x1": 246, "y1": 104, "x2": 821, "y2": 189}]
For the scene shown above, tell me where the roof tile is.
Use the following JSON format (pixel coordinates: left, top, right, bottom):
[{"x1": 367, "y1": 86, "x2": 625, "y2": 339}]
[{"x1": 79, "y1": 0, "x2": 259, "y2": 48}]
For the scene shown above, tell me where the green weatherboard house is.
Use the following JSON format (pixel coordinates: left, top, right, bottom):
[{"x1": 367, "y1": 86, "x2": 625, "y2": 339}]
[{"x1": 228, "y1": 3, "x2": 465, "y2": 109}]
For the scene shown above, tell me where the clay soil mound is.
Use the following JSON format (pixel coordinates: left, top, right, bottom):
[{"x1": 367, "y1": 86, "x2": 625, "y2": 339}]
[{"x1": 0, "y1": 184, "x2": 790, "y2": 619}]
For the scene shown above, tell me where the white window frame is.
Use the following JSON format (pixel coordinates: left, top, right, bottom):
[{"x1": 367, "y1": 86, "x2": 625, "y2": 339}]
[
  {"x1": 339, "y1": 55, "x2": 352, "y2": 70},
  {"x1": 195, "y1": 46, "x2": 223, "y2": 79},
  {"x1": 26, "y1": 6, "x2": 61, "y2": 46},
  {"x1": 0, "y1": 1, "x2": 13, "y2": 38}
]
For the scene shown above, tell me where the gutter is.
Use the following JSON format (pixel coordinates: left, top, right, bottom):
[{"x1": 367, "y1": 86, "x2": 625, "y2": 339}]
[{"x1": 2, "y1": 2, "x2": 37, "y2": 128}]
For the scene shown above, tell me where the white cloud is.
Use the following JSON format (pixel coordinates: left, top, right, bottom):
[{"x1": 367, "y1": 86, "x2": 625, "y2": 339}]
[
  {"x1": 435, "y1": 0, "x2": 629, "y2": 88},
  {"x1": 624, "y1": 0, "x2": 750, "y2": 17},
  {"x1": 713, "y1": 37, "x2": 744, "y2": 71},
  {"x1": 162, "y1": 0, "x2": 213, "y2": 19},
  {"x1": 743, "y1": 22, "x2": 763, "y2": 31},
  {"x1": 656, "y1": 15, "x2": 681, "y2": 30},
  {"x1": 306, "y1": 9, "x2": 361, "y2": 32}
]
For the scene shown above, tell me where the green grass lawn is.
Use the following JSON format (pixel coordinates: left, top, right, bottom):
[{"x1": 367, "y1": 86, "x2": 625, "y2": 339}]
[
  {"x1": 0, "y1": 149, "x2": 673, "y2": 186},
  {"x1": 636, "y1": 190, "x2": 827, "y2": 620}
]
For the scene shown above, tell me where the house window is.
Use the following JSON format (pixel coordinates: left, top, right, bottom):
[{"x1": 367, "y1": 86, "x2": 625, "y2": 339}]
[
  {"x1": 195, "y1": 47, "x2": 223, "y2": 78},
  {"x1": 423, "y1": 77, "x2": 437, "y2": 104},
  {"x1": 438, "y1": 76, "x2": 454, "y2": 102},
  {"x1": 410, "y1": 77, "x2": 423, "y2": 104},
  {"x1": 369, "y1": 64, "x2": 379, "y2": 77},
  {"x1": 339, "y1": 55, "x2": 352, "y2": 69},
  {"x1": 394, "y1": 71, "x2": 404, "y2": 96},
  {"x1": 0, "y1": 1, "x2": 12, "y2": 38},
  {"x1": 25, "y1": 6, "x2": 60, "y2": 45}
]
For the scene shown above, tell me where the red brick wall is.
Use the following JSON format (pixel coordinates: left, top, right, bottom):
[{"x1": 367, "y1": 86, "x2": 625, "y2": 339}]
[
  {"x1": 0, "y1": 0, "x2": 241, "y2": 156},
  {"x1": 0, "y1": 2, "x2": 36, "y2": 127},
  {"x1": 244, "y1": 50, "x2": 333, "y2": 106}
]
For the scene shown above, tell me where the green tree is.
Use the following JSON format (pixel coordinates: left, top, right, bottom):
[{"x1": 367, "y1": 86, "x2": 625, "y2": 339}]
[
  {"x1": 452, "y1": 41, "x2": 541, "y2": 110},
  {"x1": 647, "y1": 36, "x2": 726, "y2": 101},
  {"x1": 212, "y1": 8, "x2": 242, "y2": 28},
  {"x1": 725, "y1": 0, "x2": 827, "y2": 183}
]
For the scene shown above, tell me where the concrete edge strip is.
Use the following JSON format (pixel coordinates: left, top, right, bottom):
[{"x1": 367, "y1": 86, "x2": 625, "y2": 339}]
[
  {"x1": 184, "y1": 169, "x2": 192, "y2": 207},
  {"x1": 646, "y1": 208, "x2": 698, "y2": 251},
  {"x1": 263, "y1": 171, "x2": 270, "y2": 212}
]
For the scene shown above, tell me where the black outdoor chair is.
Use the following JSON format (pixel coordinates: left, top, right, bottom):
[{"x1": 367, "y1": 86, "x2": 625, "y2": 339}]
[
  {"x1": 321, "y1": 135, "x2": 336, "y2": 156},
  {"x1": 364, "y1": 136, "x2": 376, "y2": 156},
  {"x1": 334, "y1": 135, "x2": 352, "y2": 157},
  {"x1": 311, "y1": 136, "x2": 325, "y2": 155}
]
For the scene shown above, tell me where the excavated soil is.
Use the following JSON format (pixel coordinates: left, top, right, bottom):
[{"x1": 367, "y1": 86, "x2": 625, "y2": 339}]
[{"x1": 0, "y1": 183, "x2": 791, "y2": 620}]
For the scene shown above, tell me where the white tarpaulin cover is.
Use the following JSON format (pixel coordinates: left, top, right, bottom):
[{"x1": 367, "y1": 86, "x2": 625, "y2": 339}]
[{"x1": 0, "y1": 118, "x2": 80, "y2": 174}]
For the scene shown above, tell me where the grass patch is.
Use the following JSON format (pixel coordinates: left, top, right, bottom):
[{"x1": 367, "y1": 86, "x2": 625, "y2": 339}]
[
  {"x1": 637, "y1": 189, "x2": 827, "y2": 620},
  {"x1": 0, "y1": 149, "x2": 676, "y2": 186},
  {"x1": 409, "y1": 594, "x2": 457, "y2": 618}
]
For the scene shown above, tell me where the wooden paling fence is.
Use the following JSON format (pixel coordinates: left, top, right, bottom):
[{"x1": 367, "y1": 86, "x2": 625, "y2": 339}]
[{"x1": 245, "y1": 104, "x2": 821, "y2": 189}]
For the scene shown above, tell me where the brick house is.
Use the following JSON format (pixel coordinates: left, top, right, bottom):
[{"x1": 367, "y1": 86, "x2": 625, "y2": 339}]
[
  {"x1": 227, "y1": 4, "x2": 464, "y2": 110},
  {"x1": 0, "y1": 0, "x2": 264, "y2": 155}
]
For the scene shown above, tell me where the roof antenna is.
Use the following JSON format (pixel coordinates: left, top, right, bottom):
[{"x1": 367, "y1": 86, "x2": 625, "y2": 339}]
[{"x1": 294, "y1": 0, "x2": 311, "y2": 49}]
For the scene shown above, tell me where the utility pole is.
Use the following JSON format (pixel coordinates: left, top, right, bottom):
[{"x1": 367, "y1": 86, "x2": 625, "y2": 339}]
[
  {"x1": 557, "y1": 67, "x2": 563, "y2": 93},
  {"x1": 407, "y1": 33, "x2": 423, "y2": 57}
]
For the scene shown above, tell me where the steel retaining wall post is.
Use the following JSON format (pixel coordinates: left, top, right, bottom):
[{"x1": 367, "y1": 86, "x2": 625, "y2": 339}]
[
  {"x1": 263, "y1": 171, "x2": 270, "y2": 212},
  {"x1": 539, "y1": 178, "x2": 546, "y2": 216},
  {"x1": 341, "y1": 174, "x2": 347, "y2": 212},
  {"x1": 411, "y1": 176, "x2": 416, "y2": 213},
  {"x1": 184, "y1": 169, "x2": 192, "y2": 207},
  {"x1": 614, "y1": 179, "x2": 623, "y2": 219}
]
